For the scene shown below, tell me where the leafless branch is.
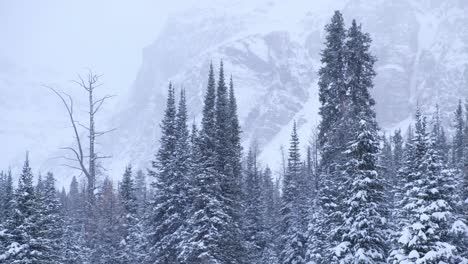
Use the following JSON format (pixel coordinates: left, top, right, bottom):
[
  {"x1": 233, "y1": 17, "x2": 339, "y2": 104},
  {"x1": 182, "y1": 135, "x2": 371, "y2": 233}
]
[
  {"x1": 93, "y1": 95, "x2": 115, "y2": 114},
  {"x1": 95, "y1": 128, "x2": 117, "y2": 137},
  {"x1": 46, "y1": 85, "x2": 90, "y2": 179}
]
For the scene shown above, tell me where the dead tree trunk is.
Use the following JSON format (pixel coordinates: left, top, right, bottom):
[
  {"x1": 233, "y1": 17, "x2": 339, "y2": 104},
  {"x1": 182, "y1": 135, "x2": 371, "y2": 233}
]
[{"x1": 46, "y1": 71, "x2": 114, "y2": 242}]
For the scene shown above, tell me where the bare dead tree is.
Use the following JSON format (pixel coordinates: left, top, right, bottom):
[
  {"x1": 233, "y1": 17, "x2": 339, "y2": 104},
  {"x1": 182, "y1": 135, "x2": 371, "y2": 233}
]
[{"x1": 45, "y1": 71, "x2": 114, "y2": 212}]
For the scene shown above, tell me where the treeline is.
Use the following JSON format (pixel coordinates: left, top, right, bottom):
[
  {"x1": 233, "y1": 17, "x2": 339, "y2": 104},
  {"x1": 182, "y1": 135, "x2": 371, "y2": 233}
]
[{"x1": 0, "y1": 10, "x2": 468, "y2": 264}]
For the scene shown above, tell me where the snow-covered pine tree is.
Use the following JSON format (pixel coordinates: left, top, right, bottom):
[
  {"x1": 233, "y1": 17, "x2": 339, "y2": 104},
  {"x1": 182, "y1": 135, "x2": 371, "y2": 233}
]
[
  {"x1": 464, "y1": 99, "x2": 468, "y2": 212},
  {"x1": 146, "y1": 82, "x2": 186, "y2": 263},
  {"x1": 389, "y1": 110, "x2": 467, "y2": 263},
  {"x1": 381, "y1": 134, "x2": 396, "y2": 210},
  {"x1": 389, "y1": 129, "x2": 404, "y2": 230},
  {"x1": 0, "y1": 169, "x2": 14, "y2": 260},
  {"x1": 0, "y1": 170, "x2": 14, "y2": 225},
  {"x1": 0, "y1": 171, "x2": 4, "y2": 219},
  {"x1": 214, "y1": 62, "x2": 245, "y2": 263},
  {"x1": 92, "y1": 178, "x2": 124, "y2": 264},
  {"x1": 334, "y1": 19, "x2": 387, "y2": 263},
  {"x1": 118, "y1": 165, "x2": 147, "y2": 263},
  {"x1": 243, "y1": 146, "x2": 265, "y2": 262},
  {"x1": 452, "y1": 100, "x2": 465, "y2": 169},
  {"x1": 317, "y1": 10, "x2": 348, "y2": 160},
  {"x1": 279, "y1": 122, "x2": 306, "y2": 264},
  {"x1": 62, "y1": 176, "x2": 89, "y2": 264},
  {"x1": 35, "y1": 172, "x2": 64, "y2": 263},
  {"x1": 392, "y1": 129, "x2": 404, "y2": 174},
  {"x1": 228, "y1": 76, "x2": 243, "y2": 186},
  {"x1": 134, "y1": 169, "x2": 147, "y2": 219},
  {"x1": 172, "y1": 87, "x2": 192, "y2": 261},
  {"x1": 181, "y1": 63, "x2": 230, "y2": 263},
  {"x1": 305, "y1": 147, "x2": 314, "y2": 198},
  {"x1": 260, "y1": 166, "x2": 280, "y2": 264},
  {"x1": 452, "y1": 99, "x2": 468, "y2": 261},
  {"x1": 313, "y1": 10, "x2": 349, "y2": 262},
  {"x1": 227, "y1": 76, "x2": 246, "y2": 263},
  {"x1": 432, "y1": 104, "x2": 449, "y2": 162},
  {"x1": 1, "y1": 154, "x2": 42, "y2": 262}
]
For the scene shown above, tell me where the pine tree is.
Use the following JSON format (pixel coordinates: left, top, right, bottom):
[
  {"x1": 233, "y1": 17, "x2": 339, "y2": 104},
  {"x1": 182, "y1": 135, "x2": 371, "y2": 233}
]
[
  {"x1": 181, "y1": 63, "x2": 229, "y2": 263},
  {"x1": 331, "y1": 19, "x2": 387, "y2": 263},
  {"x1": 92, "y1": 178, "x2": 124, "y2": 264},
  {"x1": 0, "y1": 169, "x2": 14, "y2": 260},
  {"x1": 390, "y1": 111, "x2": 467, "y2": 263},
  {"x1": 452, "y1": 100, "x2": 465, "y2": 169},
  {"x1": 35, "y1": 172, "x2": 64, "y2": 263},
  {"x1": 314, "y1": 11, "x2": 349, "y2": 262},
  {"x1": 215, "y1": 66, "x2": 244, "y2": 263},
  {"x1": 389, "y1": 129, "x2": 404, "y2": 229},
  {"x1": 279, "y1": 122, "x2": 306, "y2": 264},
  {"x1": 62, "y1": 176, "x2": 89, "y2": 264},
  {"x1": 432, "y1": 104, "x2": 449, "y2": 162},
  {"x1": 172, "y1": 87, "x2": 192, "y2": 261},
  {"x1": 0, "y1": 170, "x2": 14, "y2": 224},
  {"x1": 318, "y1": 10, "x2": 348, "y2": 157},
  {"x1": 118, "y1": 165, "x2": 147, "y2": 263},
  {"x1": 1, "y1": 154, "x2": 42, "y2": 263},
  {"x1": 464, "y1": 100, "x2": 468, "y2": 211},
  {"x1": 392, "y1": 129, "x2": 404, "y2": 174},
  {"x1": 147, "y1": 83, "x2": 184, "y2": 263},
  {"x1": 381, "y1": 134, "x2": 396, "y2": 210},
  {"x1": 228, "y1": 75, "x2": 243, "y2": 189},
  {"x1": 260, "y1": 167, "x2": 280, "y2": 264},
  {"x1": 243, "y1": 146, "x2": 264, "y2": 262},
  {"x1": 134, "y1": 169, "x2": 147, "y2": 219}
]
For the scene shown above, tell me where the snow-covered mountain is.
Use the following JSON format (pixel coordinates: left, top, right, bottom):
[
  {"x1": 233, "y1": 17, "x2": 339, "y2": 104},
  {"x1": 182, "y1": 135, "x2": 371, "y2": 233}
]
[{"x1": 101, "y1": 0, "x2": 468, "y2": 177}]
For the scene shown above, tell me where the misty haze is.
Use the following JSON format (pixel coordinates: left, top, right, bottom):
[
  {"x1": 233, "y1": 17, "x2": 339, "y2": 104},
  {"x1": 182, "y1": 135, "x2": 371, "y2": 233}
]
[{"x1": 0, "y1": 0, "x2": 467, "y2": 263}]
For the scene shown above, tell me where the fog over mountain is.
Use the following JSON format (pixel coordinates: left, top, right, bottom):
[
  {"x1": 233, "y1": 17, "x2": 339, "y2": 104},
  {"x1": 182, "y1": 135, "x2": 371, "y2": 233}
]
[{"x1": 2, "y1": 0, "x2": 468, "y2": 186}]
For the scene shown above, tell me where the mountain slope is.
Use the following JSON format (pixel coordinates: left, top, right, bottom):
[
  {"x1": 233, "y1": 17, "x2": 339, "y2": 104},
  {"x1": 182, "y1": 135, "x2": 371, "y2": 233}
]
[{"x1": 102, "y1": 0, "x2": 468, "y2": 177}]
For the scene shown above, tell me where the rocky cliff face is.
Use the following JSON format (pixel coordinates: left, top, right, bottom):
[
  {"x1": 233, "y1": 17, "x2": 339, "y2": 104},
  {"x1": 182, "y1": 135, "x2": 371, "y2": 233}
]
[{"x1": 102, "y1": 0, "x2": 468, "y2": 174}]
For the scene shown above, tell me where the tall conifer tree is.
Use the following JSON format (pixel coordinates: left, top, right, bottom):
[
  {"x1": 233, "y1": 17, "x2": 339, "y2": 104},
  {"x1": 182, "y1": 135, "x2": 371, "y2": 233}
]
[
  {"x1": 279, "y1": 122, "x2": 306, "y2": 264},
  {"x1": 147, "y1": 83, "x2": 182, "y2": 263}
]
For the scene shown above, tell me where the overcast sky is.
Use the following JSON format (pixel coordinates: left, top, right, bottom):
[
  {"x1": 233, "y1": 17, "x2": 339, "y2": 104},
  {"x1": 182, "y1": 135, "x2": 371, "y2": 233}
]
[
  {"x1": 0, "y1": 0, "x2": 194, "y2": 94},
  {"x1": 0, "y1": 0, "x2": 199, "y2": 174}
]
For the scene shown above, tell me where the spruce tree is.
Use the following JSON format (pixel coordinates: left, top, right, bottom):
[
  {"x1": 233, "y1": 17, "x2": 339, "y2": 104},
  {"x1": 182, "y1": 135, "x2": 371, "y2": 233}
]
[
  {"x1": 381, "y1": 134, "x2": 396, "y2": 210},
  {"x1": 0, "y1": 170, "x2": 14, "y2": 224},
  {"x1": 215, "y1": 65, "x2": 244, "y2": 263},
  {"x1": 279, "y1": 122, "x2": 306, "y2": 264},
  {"x1": 118, "y1": 165, "x2": 147, "y2": 263},
  {"x1": 0, "y1": 169, "x2": 14, "y2": 260},
  {"x1": 432, "y1": 105, "x2": 449, "y2": 162},
  {"x1": 462, "y1": 99, "x2": 468, "y2": 210},
  {"x1": 172, "y1": 87, "x2": 192, "y2": 261},
  {"x1": 36, "y1": 172, "x2": 64, "y2": 263},
  {"x1": 134, "y1": 169, "x2": 147, "y2": 219},
  {"x1": 92, "y1": 178, "x2": 124, "y2": 264},
  {"x1": 452, "y1": 100, "x2": 465, "y2": 169},
  {"x1": 62, "y1": 176, "x2": 89, "y2": 264},
  {"x1": 228, "y1": 75, "x2": 243, "y2": 188},
  {"x1": 260, "y1": 167, "x2": 280, "y2": 264},
  {"x1": 2, "y1": 154, "x2": 42, "y2": 262},
  {"x1": 333, "y1": 19, "x2": 387, "y2": 263},
  {"x1": 314, "y1": 11, "x2": 349, "y2": 261},
  {"x1": 174, "y1": 87, "x2": 191, "y2": 213},
  {"x1": 392, "y1": 129, "x2": 404, "y2": 174},
  {"x1": 181, "y1": 63, "x2": 229, "y2": 263},
  {"x1": 390, "y1": 111, "x2": 467, "y2": 263},
  {"x1": 147, "y1": 83, "x2": 184, "y2": 263},
  {"x1": 243, "y1": 146, "x2": 264, "y2": 262}
]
